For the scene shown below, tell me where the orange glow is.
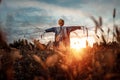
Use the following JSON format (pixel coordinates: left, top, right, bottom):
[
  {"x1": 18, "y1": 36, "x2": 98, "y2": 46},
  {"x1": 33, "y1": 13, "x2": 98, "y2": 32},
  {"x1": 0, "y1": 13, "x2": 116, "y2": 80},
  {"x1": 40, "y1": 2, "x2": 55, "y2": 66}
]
[
  {"x1": 70, "y1": 37, "x2": 95, "y2": 50},
  {"x1": 69, "y1": 37, "x2": 95, "y2": 61}
]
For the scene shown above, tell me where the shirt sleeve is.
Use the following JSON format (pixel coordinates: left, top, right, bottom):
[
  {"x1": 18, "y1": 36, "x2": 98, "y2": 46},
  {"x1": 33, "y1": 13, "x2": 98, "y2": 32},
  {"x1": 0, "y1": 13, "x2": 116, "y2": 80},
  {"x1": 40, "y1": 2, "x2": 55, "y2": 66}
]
[
  {"x1": 45, "y1": 27, "x2": 55, "y2": 33},
  {"x1": 67, "y1": 26, "x2": 82, "y2": 32}
]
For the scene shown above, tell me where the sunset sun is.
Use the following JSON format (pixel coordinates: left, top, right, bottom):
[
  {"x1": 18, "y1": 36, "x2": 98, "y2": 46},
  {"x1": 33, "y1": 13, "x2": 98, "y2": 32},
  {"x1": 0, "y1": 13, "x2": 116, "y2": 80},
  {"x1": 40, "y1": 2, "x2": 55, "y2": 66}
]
[{"x1": 70, "y1": 37, "x2": 95, "y2": 50}]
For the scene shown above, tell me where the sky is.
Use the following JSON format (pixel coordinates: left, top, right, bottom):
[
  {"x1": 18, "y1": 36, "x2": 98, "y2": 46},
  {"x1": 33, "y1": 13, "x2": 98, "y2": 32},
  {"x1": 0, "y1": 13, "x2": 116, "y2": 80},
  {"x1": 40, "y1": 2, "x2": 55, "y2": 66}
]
[{"x1": 0, "y1": 0, "x2": 120, "y2": 43}]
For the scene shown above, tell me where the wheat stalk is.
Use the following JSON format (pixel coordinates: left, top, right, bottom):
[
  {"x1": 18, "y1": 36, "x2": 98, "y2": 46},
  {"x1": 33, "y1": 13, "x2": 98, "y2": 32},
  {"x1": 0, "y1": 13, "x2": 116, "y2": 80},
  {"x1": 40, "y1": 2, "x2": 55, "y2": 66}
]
[
  {"x1": 112, "y1": 32, "x2": 116, "y2": 41},
  {"x1": 113, "y1": 8, "x2": 116, "y2": 19},
  {"x1": 107, "y1": 28, "x2": 110, "y2": 42},
  {"x1": 86, "y1": 27, "x2": 88, "y2": 38},
  {"x1": 90, "y1": 16, "x2": 99, "y2": 34},
  {"x1": 101, "y1": 34, "x2": 106, "y2": 45},
  {"x1": 99, "y1": 16, "x2": 102, "y2": 26},
  {"x1": 113, "y1": 8, "x2": 116, "y2": 41}
]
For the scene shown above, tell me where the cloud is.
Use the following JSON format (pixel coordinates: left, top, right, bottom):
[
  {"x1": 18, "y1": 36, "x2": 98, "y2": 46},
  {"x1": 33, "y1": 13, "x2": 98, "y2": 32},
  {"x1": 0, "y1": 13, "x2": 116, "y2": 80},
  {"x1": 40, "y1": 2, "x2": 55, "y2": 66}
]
[{"x1": 4, "y1": 0, "x2": 86, "y2": 16}]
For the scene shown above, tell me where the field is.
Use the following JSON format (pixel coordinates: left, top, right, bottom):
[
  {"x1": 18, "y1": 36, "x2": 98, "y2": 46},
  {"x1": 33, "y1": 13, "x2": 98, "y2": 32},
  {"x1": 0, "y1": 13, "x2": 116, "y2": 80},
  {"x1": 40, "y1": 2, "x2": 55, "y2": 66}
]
[
  {"x1": 0, "y1": 9, "x2": 120, "y2": 80},
  {"x1": 0, "y1": 29, "x2": 120, "y2": 80}
]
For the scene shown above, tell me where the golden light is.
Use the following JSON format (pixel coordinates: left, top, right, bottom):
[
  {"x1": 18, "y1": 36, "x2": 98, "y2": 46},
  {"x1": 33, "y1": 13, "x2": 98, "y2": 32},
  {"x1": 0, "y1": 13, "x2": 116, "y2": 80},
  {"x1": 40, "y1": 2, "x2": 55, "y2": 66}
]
[
  {"x1": 69, "y1": 37, "x2": 95, "y2": 60},
  {"x1": 70, "y1": 37, "x2": 95, "y2": 50}
]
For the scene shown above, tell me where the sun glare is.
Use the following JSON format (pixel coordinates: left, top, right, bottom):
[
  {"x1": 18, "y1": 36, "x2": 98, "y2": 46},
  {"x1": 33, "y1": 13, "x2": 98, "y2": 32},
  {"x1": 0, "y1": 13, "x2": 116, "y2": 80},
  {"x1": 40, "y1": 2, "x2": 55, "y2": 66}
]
[{"x1": 70, "y1": 37, "x2": 95, "y2": 50}]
